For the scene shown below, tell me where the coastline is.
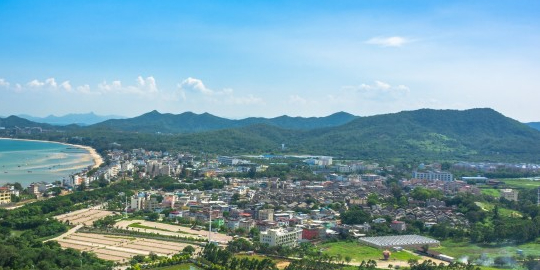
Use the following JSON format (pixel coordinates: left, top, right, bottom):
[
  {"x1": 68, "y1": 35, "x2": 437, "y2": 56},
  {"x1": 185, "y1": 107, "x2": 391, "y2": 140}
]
[{"x1": 0, "y1": 137, "x2": 103, "y2": 169}]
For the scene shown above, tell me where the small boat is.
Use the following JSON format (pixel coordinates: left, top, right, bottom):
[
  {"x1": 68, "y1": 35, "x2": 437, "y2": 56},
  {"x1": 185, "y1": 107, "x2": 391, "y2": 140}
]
[{"x1": 28, "y1": 171, "x2": 32, "y2": 173}]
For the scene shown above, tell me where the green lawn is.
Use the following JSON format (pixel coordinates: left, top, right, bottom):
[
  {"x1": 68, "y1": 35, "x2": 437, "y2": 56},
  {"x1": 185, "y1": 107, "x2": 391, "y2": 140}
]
[
  {"x1": 433, "y1": 239, "x2": 540, "y2": 259},
  {"x1": 319, "y1": 241, "x2": 420, "y2": 262},
  {"x1": 480, "y1": 188, "x2": 500, "y2": 197},
  {"x1": 149, "y1": 263, "x2": 202, "y2": 270}
]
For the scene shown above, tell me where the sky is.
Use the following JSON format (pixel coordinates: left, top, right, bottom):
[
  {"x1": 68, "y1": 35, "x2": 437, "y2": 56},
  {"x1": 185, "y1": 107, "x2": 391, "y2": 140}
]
[{"x1": 1, "y1": 1, "x2": 539, "y2": 121}]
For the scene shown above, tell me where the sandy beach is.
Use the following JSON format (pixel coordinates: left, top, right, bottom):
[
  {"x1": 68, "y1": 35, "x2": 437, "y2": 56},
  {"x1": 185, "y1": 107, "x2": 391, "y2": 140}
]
[{"x1": 0, "y1": 137, "x2": 103, "y2": 168}]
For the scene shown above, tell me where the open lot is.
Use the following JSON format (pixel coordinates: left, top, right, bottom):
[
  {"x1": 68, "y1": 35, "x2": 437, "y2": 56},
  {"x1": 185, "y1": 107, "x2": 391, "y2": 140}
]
[
  {"x1": 55, "y1": 208, "x2": 117, "y2": 226},
  {"x1": 55, "y1": 232, "x2": 200, "y2": 263},
  {"x1": 115, "y1": 219, "x2": 232, "y2": 244}
]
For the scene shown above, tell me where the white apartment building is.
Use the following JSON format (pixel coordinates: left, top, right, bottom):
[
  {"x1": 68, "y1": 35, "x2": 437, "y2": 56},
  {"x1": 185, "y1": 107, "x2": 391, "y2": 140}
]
[
  {"x1": 412, "y1": 171, "x2": 453, "y2": 181},
  {"x1": 260, "y1": 228, "x2": 302, "y2": 247}
]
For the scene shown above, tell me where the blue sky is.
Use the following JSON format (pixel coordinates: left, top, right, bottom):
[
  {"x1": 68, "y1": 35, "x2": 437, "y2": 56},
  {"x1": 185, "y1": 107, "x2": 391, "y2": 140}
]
[{"x1": 1, "y1": 1, "x2": 539, "y2": 121}]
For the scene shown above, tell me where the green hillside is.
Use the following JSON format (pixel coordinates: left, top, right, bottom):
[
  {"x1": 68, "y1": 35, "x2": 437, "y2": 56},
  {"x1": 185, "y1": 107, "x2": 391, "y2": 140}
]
[{"x1": 10, "y1": 108, "x2": 540, "y2": 163}]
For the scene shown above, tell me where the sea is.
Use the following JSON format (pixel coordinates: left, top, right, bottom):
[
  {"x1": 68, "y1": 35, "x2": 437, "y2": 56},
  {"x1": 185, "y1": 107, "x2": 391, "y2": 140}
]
[{"x1": 0, "y1": 139, "x2": 94, "y2": 187}]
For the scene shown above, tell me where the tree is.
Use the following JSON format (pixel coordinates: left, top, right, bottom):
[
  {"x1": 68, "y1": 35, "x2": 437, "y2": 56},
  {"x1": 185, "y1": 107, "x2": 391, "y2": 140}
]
[
  {"x1": 341, "y1": 206, "x2": 371, "y2": 225},
  {"x1": 182, "y1": 245, "x2": 195, "y2": 255}
]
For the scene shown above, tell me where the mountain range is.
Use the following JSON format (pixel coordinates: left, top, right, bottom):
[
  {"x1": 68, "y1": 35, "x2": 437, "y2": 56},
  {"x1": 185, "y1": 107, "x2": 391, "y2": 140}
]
[
  {"x1": 90, "y1": 110, "x2": 358, "y2": 133},
  {"x1": 17, "y1": 112, "x2": 125, "y2": 126},
  {"x1": 3, "y1": 108, "x2": 540, "y2": 162}
]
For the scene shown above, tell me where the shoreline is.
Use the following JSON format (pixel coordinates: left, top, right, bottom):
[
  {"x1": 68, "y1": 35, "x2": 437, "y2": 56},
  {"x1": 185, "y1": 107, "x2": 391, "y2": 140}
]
[{"x1": 0, "y1": 137, "x2": 103, "y2": 169}]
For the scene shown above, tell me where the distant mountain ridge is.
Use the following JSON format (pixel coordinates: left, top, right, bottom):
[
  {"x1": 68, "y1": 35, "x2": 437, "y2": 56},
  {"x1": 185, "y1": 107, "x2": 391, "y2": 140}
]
[
  {"x1": 18, "y1": 112, "x2": 125, "y2": 126},
  {"x1": 526, "y1": 122, "x2": 540, "y2": 131},
  {"x1": 90, "y1": 110, "x2": 358, "y2": 133}
]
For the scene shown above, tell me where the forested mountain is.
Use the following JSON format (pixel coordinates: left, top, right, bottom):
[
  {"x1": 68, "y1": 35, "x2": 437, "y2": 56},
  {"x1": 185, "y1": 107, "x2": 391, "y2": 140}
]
[
  {"x1": 89, "y1": 110, "x2": 358, "y2": 133},
  {"x1": 0, "y1": 115, "x2": 55, "y2": 129},
  {"x1": 38, "y1": 108, "x2": 540, "y2": 162},
  {"x1": 6, "y1": 108, "x2": 540, "y2": 162},
  {"x1": 296, "y1": 108, "x2": 540, "y2": 161},
  {"x1": 18, "y1": 112, "x2": 124, "y2": 126}
]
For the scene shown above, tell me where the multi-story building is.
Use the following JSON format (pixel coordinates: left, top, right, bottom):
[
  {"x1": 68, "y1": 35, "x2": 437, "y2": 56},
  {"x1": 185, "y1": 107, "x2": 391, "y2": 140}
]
[
  {"x1": 500, "y1": 189, "x2": 519, "y2": 201},
  {"x1": 0, "y1": 187, "x2": 11, "y2": 204},
  {"x1": 301, "y1": 224, "x2": 325, "y2": 240},
  {"x1": 258, "y1": 208, "x2": 274, "y2": 221},
  {"x1": 390, "y1": 221, "x2": 407, "y2": 232},
  {"x1": 412, "y1": 171, "x2": 453, "y2": 182},
  {"x1": 260, "y1": 228, "x2": 302, "y2": 247}
]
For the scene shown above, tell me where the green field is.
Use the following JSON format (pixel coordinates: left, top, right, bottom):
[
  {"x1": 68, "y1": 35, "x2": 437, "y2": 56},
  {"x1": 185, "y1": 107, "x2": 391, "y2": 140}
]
[
  {"x1": 149, "y1": 263, "x2": 202, "y2": 270},
  {"x1": 319, "y1": 241, "x2": 420, "y2": 262},
  {"x1": 499, "y1": 179, "x2": 540, "y2": 189},
  {"x1": 433, "y1": 239, "x2": 540, "y2": 259}
]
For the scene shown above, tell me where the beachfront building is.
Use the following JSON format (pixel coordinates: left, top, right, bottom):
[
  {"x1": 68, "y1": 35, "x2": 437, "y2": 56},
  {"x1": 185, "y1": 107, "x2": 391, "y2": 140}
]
[
  {"x1": 0, "y1": 187, "x2": 11, "y2": 204},
  {"x1": 260, "y1": 227, "x2": 302, "y2": 247}
]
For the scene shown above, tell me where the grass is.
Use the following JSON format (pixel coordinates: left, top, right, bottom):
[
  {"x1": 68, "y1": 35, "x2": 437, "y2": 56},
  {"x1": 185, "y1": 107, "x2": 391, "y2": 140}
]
[
  {"x1": 148, "y1": 263, "x2": 202, "y2": 270},
  {"x1": 128, "y1": 222, "x2": 173, "y2": 232},
  {"x1": 433, "y1": 239, "x2": 540, "y2": 259},
  {"x1": 104, "y1": 235, "x2": 136, "y2": 240},
  {"x1": 319, "y1": 241, "x2": 420, "y2": 262},
  {"x1": 480, "y1": 188, "x2": 500, "y2": 197},
  {"x1": 473, "y1": 202, "x2": 522, "y2": 218}
]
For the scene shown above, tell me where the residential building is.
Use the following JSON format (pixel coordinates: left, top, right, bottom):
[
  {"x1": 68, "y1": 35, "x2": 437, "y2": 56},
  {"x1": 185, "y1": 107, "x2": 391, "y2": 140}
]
[
  {"x1": 0, "y1": 187, "x2": 11, "y2": 204},
  {"x1": 258, "y1": 208, "x2": 274, "y2": 221},
  {"x1": 500, "y1": 189, "x2": 519, "y2": 201},
  {"x1": 260, "y1": 228, "x2": 302, "y2": 247}
]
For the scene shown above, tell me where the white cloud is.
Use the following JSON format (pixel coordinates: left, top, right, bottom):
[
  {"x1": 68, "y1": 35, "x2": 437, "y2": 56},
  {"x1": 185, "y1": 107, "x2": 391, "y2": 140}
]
[
  {"x1": 135, "y1": 76, "x2": 158, "y2": 93},
  {"x1": 45, "y1": 78, "x2": 57, "y2": 88},
  {"x1": 288, "y1": 94, "x2": 308, "y2": 105},
  {"x1": 366, "y1": 36, "x2": 408, "y2": 47},
  {"x1": 25, "y1": 77, "x2": 72, "y2": 91},
  {"x1": 76, "y1": 84, "x2": 94, "y2": 95},
  {"x1": 179, "y1": 77, "x2": 214, "y2": 95},
  {"x1": 177, "y1": 77, "x2": 263, "y2": 105},
  {"x1": 342, "y1": 80, "x2": 410, "y2": 101},
  {"x1": 98, "y1": 80, "x2": 122, "y2": 92},
  {"x1": 60, "y1": 81, "x2": 72, "y2": 91},
  {"x1": 96, "y1": 76, "x2": 160, "y2": 97},
  {"x1": 0, "y1": 78, "x2": 10, "y2": 88},
  {"x1": 27, "y1": 79, "x2": 45, "y2": 88}
]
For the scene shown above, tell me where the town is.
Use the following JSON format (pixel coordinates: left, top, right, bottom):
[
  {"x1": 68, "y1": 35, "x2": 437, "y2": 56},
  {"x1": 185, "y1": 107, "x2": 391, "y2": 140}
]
[{"x1": 3, "y1": 147, "x2": 539, "y2": 270}]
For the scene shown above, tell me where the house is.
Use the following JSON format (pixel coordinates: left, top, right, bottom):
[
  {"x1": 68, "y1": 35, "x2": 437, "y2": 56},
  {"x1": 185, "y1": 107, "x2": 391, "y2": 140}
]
[{"x1": 390, "y1": 221, "x2": 407, "y2": 232}]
